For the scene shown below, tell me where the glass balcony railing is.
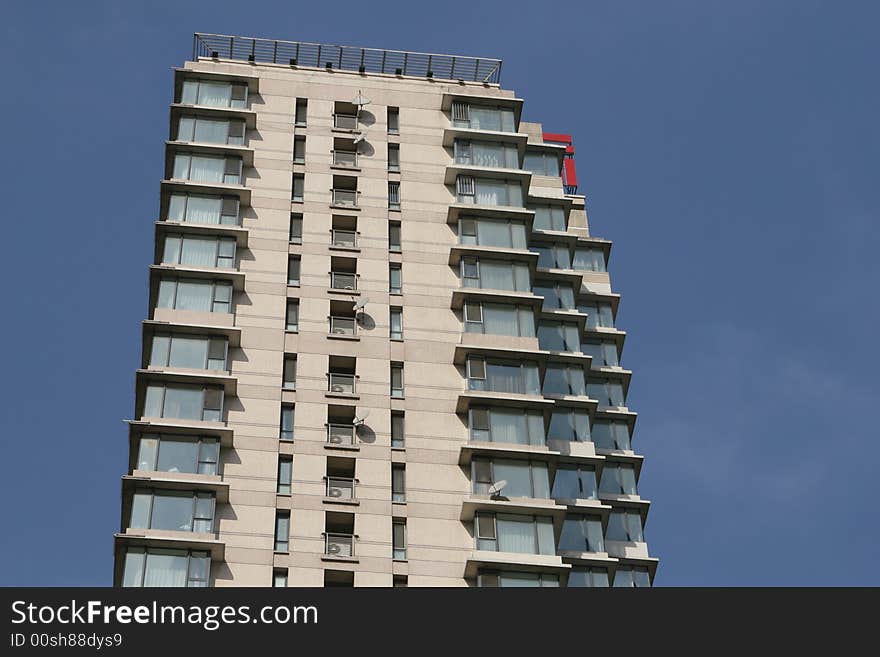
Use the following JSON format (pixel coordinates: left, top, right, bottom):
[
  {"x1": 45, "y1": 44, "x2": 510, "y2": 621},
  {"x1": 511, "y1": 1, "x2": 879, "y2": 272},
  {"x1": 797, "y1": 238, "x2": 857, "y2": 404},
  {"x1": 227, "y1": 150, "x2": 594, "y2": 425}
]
[
  {"x1": 327, "y1": 423, "x2": 356, "y2": 445},
  {"x1": 330, "y1": 229, "x2": 357, "y2": 248},
  {"x1": 324, "y1": 532, "x2": 355, "y2": 557},
  {"x1": 328, "y1": 373, "x2": 356, "y2": 394},
  {"x1": 329, "y1": 316, "x2": 357, "y2": 336},
  {"x1": 331, "y1": 189, "x2": 359, "y2": 207},
  {"x1": 325, "y1": 477, "x2": 356, "y2": 501},
  {"x1": 329, "y1": 272, "x2": 357, "y2": 290},
  {"x1": 333, "y1": 114, "x2": 358, "y2": 130},
  {"x1": 332, "y1": 150, "x2": 358, "y2": 168}
]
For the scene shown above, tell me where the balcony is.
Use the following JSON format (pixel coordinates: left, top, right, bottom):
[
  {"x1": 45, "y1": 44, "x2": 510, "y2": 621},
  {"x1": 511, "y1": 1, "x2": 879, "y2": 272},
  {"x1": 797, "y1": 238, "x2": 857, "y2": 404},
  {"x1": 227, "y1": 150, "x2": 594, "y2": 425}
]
[
  {"x1": 330, "y1": 189, "x2": 359, "y2": 209},
  {"x1": 330, "y1": 229, "x2": 358, "y2": 249},
  {"x1": 324, "y1": 533, "x2": 355, "y2": 558},
  {"x1": 327, "y1": 373, "x2": 356, "y2": 395},
  {"x1": 332, "y1": 150, "x2": 358, "y2": 168},
  {"x1": 464, "y1": 551, "x2": 568, "y2": 578},
  {"x1": 329, "y1": 316, "x2": 357, "y2": 337},
  {"x1": 326, "y1": 423, "x2": 356, "y2": 447},
  {"x1": 325, "y1": 477, "x2": 356, "y2": 501},
  {"x1": 333, "y1": 114, "x2": 358, "y2": 131},
  {"x1": 329, "y1": 271, "x2": 358, "y2": 292}
]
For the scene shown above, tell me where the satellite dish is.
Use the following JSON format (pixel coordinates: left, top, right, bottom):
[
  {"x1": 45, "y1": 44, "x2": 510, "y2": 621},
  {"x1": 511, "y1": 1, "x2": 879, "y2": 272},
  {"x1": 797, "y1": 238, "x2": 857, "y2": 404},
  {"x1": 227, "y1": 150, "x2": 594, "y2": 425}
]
[
  {"x1": 353, "y1": 297, "x2": 369, "y2": 312},
  {"x1": 352, "y1": 91, "x2": 372, "y2": 107},
  {"x1": 352, "y1": 409, "x2": 370, "y2": 425},
  {"x1": 487, "y1": 480, "x2": 508, "y2": 497},
  {"x1": 352, "y1": 130, "x2": 368, "y2": 145}
]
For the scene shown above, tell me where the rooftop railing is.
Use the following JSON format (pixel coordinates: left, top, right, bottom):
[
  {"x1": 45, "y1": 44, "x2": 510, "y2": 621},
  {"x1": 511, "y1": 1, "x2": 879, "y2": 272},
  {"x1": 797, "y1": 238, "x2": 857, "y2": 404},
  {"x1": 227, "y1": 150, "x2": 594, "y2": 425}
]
[{"x1": 193, "y1": 33, "x2": 503, "y2": 84}]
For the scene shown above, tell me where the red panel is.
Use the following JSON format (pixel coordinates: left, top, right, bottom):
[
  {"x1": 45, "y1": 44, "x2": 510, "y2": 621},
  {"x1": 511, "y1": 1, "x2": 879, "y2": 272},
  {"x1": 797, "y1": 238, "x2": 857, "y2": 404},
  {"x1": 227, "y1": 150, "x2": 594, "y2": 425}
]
[{"x1": 543, "y1": 132, "x2": 578, "y2": 190}]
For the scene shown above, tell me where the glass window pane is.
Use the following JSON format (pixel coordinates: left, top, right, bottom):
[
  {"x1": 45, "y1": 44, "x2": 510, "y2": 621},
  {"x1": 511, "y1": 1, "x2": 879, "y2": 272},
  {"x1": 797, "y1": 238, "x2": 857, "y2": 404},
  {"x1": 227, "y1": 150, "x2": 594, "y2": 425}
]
[
  {"x1": 150, "y1": 492, "x2": 194, "y2": 531},
  {"x1": 143, "y1": 550, "x2": 188, "y2": 587},
  {"x1": 156, "y1": 438, "x2": 198, "y2": 474}
]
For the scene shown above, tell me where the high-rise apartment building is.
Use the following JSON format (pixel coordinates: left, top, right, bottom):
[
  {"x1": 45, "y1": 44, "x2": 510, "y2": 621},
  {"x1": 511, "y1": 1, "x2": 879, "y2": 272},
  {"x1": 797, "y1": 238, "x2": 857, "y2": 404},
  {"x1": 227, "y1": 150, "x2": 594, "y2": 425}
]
[{"x1": 113, "y1": 33, "x2": 656, "y2": 588}]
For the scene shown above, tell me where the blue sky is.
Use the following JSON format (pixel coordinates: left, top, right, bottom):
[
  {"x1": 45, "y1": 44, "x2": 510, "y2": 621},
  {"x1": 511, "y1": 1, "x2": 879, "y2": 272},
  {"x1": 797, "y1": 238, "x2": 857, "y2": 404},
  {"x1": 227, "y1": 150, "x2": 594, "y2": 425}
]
[{"x1": 1, "y1": 0, "x2": 878, "y2": 586}]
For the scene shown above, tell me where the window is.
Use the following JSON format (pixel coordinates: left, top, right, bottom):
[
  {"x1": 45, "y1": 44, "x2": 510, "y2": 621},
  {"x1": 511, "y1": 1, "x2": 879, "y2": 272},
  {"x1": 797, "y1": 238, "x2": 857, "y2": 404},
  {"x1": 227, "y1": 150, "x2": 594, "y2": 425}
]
[
  {"x1": 287, "y1": 256, "x2": 301, "y2": 286},
  {"x1": 122, "y1": 548, "x2": 210, "y2": 587},
  {"x1": 391, "y1": 412, "x2": 405, "y2": 448},
  {"x1": 292, "y1": 174, "x2": 304, "y2": 202},
  {"x1": 543, "y1": 363, "x2": 586, "y2": 396},
  {"x1": 176, "y1": 116, "x2": 245, "y2": 146},
  {"x1": 391, "y1": 363, "x2": 404, "y2": 398},
  {"x1": 388, "y1": 181, "x2": 400, "y2": 210},
  {"x1": 274, "y1": 512, "x2": 290, "y2": 552},
  {"x1": 573, "y1": 247, "x2": 607, "y2": 272},
  {"x1": 181, "y1": 79, "x2": 247, "y2": 109},
  {"x1": 280, "y1": 405, "x2": 295, "y2": 441},
  {"x1": 388, "y1": 222, "x2": 401, "y2": 252},
  {"x1": 531, "y1": 244, "x2": 571, "y2": 270},
  {"x1": 149, "y1": 334, "x2": 227, "y2": 371},
  {"x1": 613, "y1": 566, "x2": 652, "y2": 588},
  {"x1": 466, "y1": 357, "x2": 540, "y2": 395},
  {"x1": 393, "y1": 575, "x2": 408, "y2": 587},
  {"x1": 531, "y1": 204, "x2": 567, "y2": 231},
  {"x1": 591, "y1": 420, "x2": 632, "y2": 451},
  {"x1": 289, "y1": 213, "x2": 303, "y2": 243},
  {"x1": 533, "y1": 282, "x2": 575, "y2": 310},
  {"x1": 277, "y1": 456, "x2": 293, "y2": 495},
  {"x1": 537, "y1": 321, "x2": 580, "y2": 352},
  {"x1": 478, "y1": 571, "x2": 559, "y2": 588},
  {"x1": 458, "y1": 217, "x2": 527, "y2": 249},
  {"x1": 579, "y1": 301, "x2": 615, "y2": 328},
  {"x1": 162, "y1": 234, "x2": 236, "y2": 269},
  {"x1": 293, "y1": 136, "x2": 306, "y2": 164},
  {"x1": 607, "y1": 509, "x2": 644, "y2": 542},
  {"x1": 548, "y1": 408, "x2": 591, "y2": 442},
  {"x1": 387, "y1": 107, "x2": 399, "y2": 134},
  {"x1": 568, "y1": 567, "x2": 610, "y2": 588},
  {"x1": 129, "y1": 490, "x2": 215, "y2": 533},
  {"x1": 388, "y1": 144, "x2": 400, "y2": 172},
  {"x1": 286, "y1": 300, "x2": 299, "y2": 332},
  {"x1": 451, "y1": 102, "x2": 515, "y2": 132},
  {"x1": 463, "y1": 302, "x2": 534, "y2": 337},
  {"x1": 143, "y1": 384, "x2": 223, "y2": 422},
  {"x1": 136, "y1": 434, "x2": 220, "y2": 476},
  {"x1": 460, "y1": 258, "x2": 530, "y2": 291},
  {"x1": 456, "y1": 176, "x2": 523, "y2": 207},
  {"x1": 390, "y1": 307, "x2": 403, "y2": 340},
  {"x1": 392, "y1": 464, "x2": 406, "y2": 502},
  {"x1": 599, "y1": 463, "x2": 638, "y2": 495},
  {"x1": 167, "y1": 193, "x2": 239, "y2": 226},
  {"x1": 172, "y1": 153, "x2": 241, "y2": 185},
  {"x1": 581, "y1": 340, "x2": 620, "y2": 367},
  {"x1": 157, "y1": 278, "x2": 233, "y2": 314},
  {"x1": 392, "y1": 519, "x2": 407, "y2": 560},
  {"x1": 587, "y1": 379, "x2": 626, "y2": 407},
  {"x1": 294, "y1": 98, "x2": 308, "y2": 126},
  {"x1": 283, "y1": 356, "x2": 297, "y2": 390},
  {"x1": 475, "y1": 513, "x2": 555, "y2": 555},
  {"x1": 454, "y1": 140, "x2": 519, "y2": 168},
  {"x1": 469, "y1": 408, "x2": 545, "y2": 446},
  {"x1": 559, "y1": 515, "x2": 605, "y2": 553},
  {"x1": 273, "y1": 570, "x2": 288, "y2": 587},
  {"x1": 551, "y1": 464, "x2": 598, "y2": 500},
  {"x1": 523, "y1": 151, "x2": 561, "y2": 177},
  {"x1": 472, "y1": 458, "x2": 550, "y2": 498},
  {"x1": 389, "y1": 264, "x2": 402, "y2": 294}
]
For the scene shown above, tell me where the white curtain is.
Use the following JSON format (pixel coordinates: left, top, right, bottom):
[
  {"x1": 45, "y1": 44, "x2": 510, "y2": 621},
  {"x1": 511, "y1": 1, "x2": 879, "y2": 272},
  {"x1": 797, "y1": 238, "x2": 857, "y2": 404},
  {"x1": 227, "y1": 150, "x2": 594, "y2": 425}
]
[
  {"x1": 497, "y1": 517, "x2": 534, "y2": 553},
  {"x1": 480, "y1": 262, "x2": 514, "y2": 290},
  {"x1": 175, "y1": 281, "x2": 212, "y2": 312},
  {"x1": 162, "y1": 386, "x2": 203, "y2": 420},
  {"x1": 179, "y1": 236, "x2": 218, "y2": 267},
  {"x1": 489, "y1": 409, "x2": 525, "y2": 444},
  {"x1": 143, "y1": 552, "x2": 188, "y2": 587},
  {"x1": 188, "y1": 155, "x2": 225, "y2": 182},
  {"x1": 168, "y1": 336, "x2": 208, "y2": 369},
  {"x1": 197, "y1": 81, "x2": 231, "y2": 107},
  {"x1": 194, "y1": 118, "x2": 229, "y2": 144},
  {"x1": 477, "y1": 220, "x2": 510, "y2": 247},
  {"x1": 186, "y1": 196, "x2": 222, "y2": 224},
  {"x1": 483, "y1": 305, "x2": 518, "y2": 336},
  {"x1": 486, "y1": 363, "x2": 522, "y2": 393}
]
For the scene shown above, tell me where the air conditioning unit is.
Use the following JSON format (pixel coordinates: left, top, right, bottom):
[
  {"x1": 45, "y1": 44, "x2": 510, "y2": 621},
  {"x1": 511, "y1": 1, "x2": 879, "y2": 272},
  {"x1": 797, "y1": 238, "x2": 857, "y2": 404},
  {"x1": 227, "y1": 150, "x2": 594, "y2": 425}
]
[
  {"x1": 327, "y1": 542, "x2": 341, "y2": 555},
  {"x1": 327, "y1": 486, "x2": 343, "y2": 498},
  {"x1": 332, "y1": 328, "x2": 346, "y2": 334},
  {"x1": 341, "y1": 284, "x2": 354, "y2": 290},
  {"x1": 330, "y1": 384, "x2": 345, "y2": 392},
  {"x1": 328, "y1": 433, "x2": 343, "y2": 444}
]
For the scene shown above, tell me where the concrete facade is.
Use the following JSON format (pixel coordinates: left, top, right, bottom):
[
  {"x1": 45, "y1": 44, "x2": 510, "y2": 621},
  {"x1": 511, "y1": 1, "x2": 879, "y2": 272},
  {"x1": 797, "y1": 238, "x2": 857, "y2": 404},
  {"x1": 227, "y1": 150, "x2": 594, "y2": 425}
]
[{"x1": 114, "y1": 36, "x2": 656, "y2": 588}]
